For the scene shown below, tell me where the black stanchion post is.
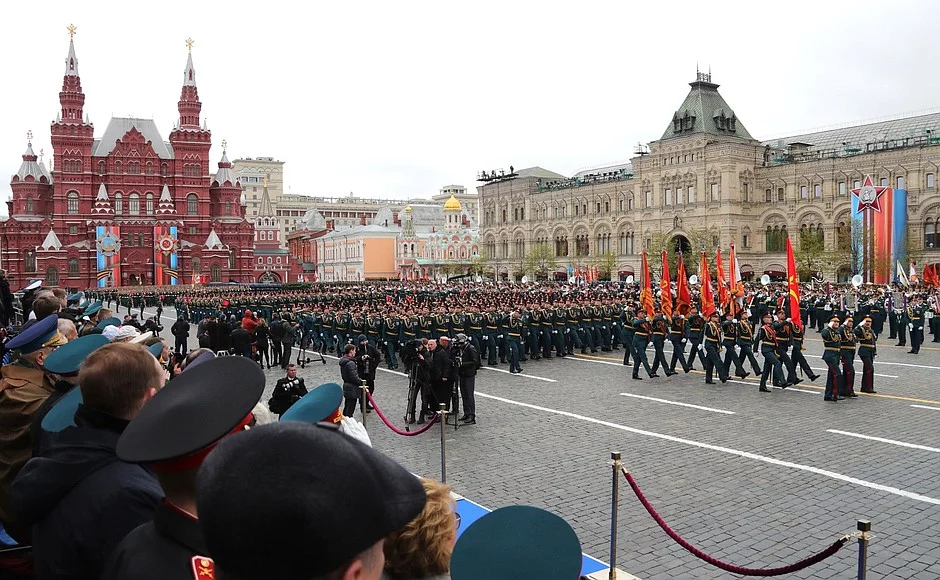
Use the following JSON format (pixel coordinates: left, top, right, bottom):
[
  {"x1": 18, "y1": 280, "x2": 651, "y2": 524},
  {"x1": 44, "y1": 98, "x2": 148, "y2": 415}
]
[
  {"x1": 609, "y1": 451, "x2": 622, "y2": 580},
  {"x1": 439, "y1": 403, "x2": 448, "y2": 483},
  {"x1": 857, "y1": 519, "x2": 871, "y2": 580},
  {"x1": 360, "y1": 383, "x2": 367, "y2": 431}
]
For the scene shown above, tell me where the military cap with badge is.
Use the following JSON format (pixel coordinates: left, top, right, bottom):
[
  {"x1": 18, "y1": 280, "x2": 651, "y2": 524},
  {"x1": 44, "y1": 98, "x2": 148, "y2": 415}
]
[{"x1": 5, "y1": 314, "x2": 68, "y2": 355}]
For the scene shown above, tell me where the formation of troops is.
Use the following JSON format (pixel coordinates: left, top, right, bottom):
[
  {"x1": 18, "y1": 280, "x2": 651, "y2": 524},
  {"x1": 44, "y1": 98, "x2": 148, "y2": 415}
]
[{"x1": 83, "y1": 278, "x2": 940, "y2": 401}]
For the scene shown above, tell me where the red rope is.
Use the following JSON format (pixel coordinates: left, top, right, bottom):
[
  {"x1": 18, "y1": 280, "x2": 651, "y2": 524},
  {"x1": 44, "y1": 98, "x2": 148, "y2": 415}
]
[
  {"x1": 622, "y1": 470, "x2": 847, "y2": 576},
  {"x1": 365, "y1": 390, "x2": 439, "y2": 436}
]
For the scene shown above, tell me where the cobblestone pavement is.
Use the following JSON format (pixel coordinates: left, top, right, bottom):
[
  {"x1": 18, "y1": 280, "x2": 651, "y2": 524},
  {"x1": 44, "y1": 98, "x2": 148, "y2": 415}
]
[{"x1": 143, "y1": 306, "x2": 940, "y2": 579}]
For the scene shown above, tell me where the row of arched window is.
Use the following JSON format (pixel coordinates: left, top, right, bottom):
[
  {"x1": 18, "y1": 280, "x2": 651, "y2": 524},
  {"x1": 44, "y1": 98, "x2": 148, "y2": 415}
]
[
  {"x1": 765, "y1": 226, "x2": 788, "y2": 252},
  {"x1": 98, "y1": 160, "x2": 168, "y2": 175}
]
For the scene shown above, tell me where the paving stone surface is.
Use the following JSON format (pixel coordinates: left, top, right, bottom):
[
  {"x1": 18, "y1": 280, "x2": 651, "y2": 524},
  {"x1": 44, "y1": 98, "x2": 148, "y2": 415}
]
[{"x1": 144, "y1": 305, "x2": 940, "y2": 579}]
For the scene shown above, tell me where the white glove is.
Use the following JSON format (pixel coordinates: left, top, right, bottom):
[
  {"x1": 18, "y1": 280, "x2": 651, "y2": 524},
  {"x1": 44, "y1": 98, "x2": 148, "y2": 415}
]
[
  {"x1": 681, "y1": 338, "x2": 687, "y2": 344},
  {"x1": 552, "y1": 330, "x2": 558, "y2": 334},
  {"x1": 497, "y1": 334, "x2": 504, "y2": 339},
  {"x1": 908, "y1": 324, "x2": 914, "y2": 331},
  {"x1": 732, "y1": 319, "x2": 738, "y2": 324},
  {"x1": 339, "y1": 417, "x2": 373, "y2": 447},
  {"x1": 697, "y1": 343, "x2": 705, "y2": 352},
  {"x1": 786, "y1": 318, "x2": 792, "y2": 322}
]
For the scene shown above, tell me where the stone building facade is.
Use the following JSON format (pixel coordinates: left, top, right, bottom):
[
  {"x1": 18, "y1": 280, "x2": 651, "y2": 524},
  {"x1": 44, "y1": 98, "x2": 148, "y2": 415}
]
[{"x1": 478, "y1": 72, "x2": 940, "y2": 281}]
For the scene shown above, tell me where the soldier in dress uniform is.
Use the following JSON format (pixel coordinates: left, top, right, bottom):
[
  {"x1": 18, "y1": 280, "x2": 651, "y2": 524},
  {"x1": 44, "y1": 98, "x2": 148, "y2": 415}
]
[
  {"x1": 773, "y1": 310, "x2": 800, "y2": 386},
  {"x1": 754, "y1": 311, "x2": 785, "y2": 393},
  {"x1": 630, "y1": 311, "x2": 656, "y2": 380},
  {"x1": 736, "y1": 316, "x2": 762, "y2": 377},
  {"x1": 668, "y1": 313, "x2": 690, "y2": 374},
  {"x1": 686, "y1": 307, "x2": 706, "y2": 370},
  {"x1": 720, "y1": 311, "x2": 747, "y2": 378},
  {"x1": 101, "y1": 356, "x2": 265, "y2": 580},
  {"x1": 701, "y1": 312, "x2": 729, "y2": 384},
  {"x1": 855, "y1": 316, "x2": 878, "y2": 394},
  {"x1": 821, "y1": 317, "x2": 844, "y2": 402},
  {"x1": 839, "y1": 317, "x2": 858, "y2": 397},
  {"x1": 649, "y1": 313, "x2": 675, "y2": 377},
  {"x1": 908, "y1": 295, "x2": 925, "y2": 354},
  {"x1": 789, "y1": 319, "x2": 820, "y2": 381}
]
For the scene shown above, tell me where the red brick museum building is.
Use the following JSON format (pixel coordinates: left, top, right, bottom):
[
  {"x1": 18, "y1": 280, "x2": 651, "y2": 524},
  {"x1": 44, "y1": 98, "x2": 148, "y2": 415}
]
[{"x1": 1, "y1": 35, "x2": 254, "y2": 289}]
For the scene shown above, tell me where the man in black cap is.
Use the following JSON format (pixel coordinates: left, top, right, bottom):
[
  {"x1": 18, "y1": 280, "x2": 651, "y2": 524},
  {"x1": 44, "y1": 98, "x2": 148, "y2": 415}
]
[
  {"x1": 0, "y1": 313, "x2": 68, "y2": 541},
  {"x1": 102, "y1": 356, "x2": 265, "y2": 580},
  {"x1": 12, "y1": 342, "x2": 165, "y2": 579},
  {"x1": 196, "y1": 420, "x2": 427, "y2": 580}
]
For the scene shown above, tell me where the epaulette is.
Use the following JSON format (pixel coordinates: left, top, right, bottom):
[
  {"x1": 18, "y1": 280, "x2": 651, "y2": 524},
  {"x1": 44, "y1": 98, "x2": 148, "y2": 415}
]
[{"x1": 191, "y1": 555, "x2": 215, "y2": 579}]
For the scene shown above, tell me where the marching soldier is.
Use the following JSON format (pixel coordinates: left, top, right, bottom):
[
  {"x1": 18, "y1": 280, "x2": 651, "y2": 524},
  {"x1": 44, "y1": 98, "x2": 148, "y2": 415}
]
[
  {"x1": 668, "y1": 314, "x2": 690, "y2": 374},
  {"x1": 631, "y1": 311, "x2": 656, "y2": 380},
  {"x1": 754, "y1": 311, "x2": 784, "y2": 392},
  {"x1": 789, "y1": 319, "x2": 819, "y2": 381},
  {"x1": 621, "y1": 307, "x2": 636, "y2": 366},
  {"x1": 686, "y1": 307, "x2": 706, "y2": 370},
  {"x1": 505, "y1": 311, "x2": 524, "y2": 374},
  {"x1": 839, "y1": 317, "x2": 858, "y2": 397},
  {"x1": 821, "y1": 317, "x2": 844, "y2": 402},
  {"x1": 721, "y1": 312, "x2": 747, "y2": 378},
  {"x1": 895, "y1": 298, "x2": 908, "y2": 347},
  {"x1": 701, "y1": 312, "x2": 729, "y2": 384},
  {"x1": 908, "y1": 295, "x2": 925, "y2": 354},
  {"x1": 773, "y1": 311, "x2": 800, "y2": 385},
  {"x1": 855, "y1": 316, "x2": 878, "y2": 394},
  {"x1": 736, "y1": 316, "x2": 762, "y2": 377},
  {"x1": 649, "y1": 313, "x2": 675, "y2": 377}
]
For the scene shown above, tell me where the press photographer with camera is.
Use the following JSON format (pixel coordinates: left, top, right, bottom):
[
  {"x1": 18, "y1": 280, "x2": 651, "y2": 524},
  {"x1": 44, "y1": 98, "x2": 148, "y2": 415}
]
[
  {"x1": 267, "y1": 363, "x2": 308, "y2": 417},
  {"x1": 455, "y1": 333, "x2": 481, "y2": 424},
  {"x1": 401, "y1": 338, "x2": 431, "y2": 424},
  {"x1": 355, "y1": 334, "x2": 382, "y2": 413}
]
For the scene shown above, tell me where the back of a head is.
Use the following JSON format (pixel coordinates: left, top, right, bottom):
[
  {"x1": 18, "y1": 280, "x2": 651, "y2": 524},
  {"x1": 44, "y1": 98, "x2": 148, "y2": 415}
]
[
  {"x1": 79, "y1": 342, "x2": 162, "y2": 420},
  {"x1": 197, "y1": 421, "x2": 426, "y2": 580},
  {"x1": 51, "y1": 287, "x2": 67, "y2": 307},
  {"x1": 32, "y1": 293, "x2": 61, "y2": 319}
]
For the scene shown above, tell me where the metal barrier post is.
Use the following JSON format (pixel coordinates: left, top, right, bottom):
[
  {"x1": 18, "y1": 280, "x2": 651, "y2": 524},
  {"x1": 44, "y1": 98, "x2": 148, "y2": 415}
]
[
  {"x1": 857, "y1": 519, "x2": 871, "y2": 580},
  {"x1": 360, "y1": 383, "x2": 367, "y2": 431},
  {"x1": 609, "y1": 451, "x2": 622, "y2": 580},
  {"x1": 439, "y1": 403, "x2": 448, "y2": 483}
]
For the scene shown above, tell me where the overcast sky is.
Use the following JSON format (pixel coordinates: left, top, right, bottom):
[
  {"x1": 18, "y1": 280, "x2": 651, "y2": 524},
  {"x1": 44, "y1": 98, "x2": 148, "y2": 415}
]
[{"x1": 3, "y1": 0, "x2": 940, "y2": 208}]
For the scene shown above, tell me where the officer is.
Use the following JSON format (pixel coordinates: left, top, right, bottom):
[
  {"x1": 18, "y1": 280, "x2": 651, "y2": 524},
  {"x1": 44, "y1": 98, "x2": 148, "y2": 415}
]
[
  {"x1": 908, "y1": 295, "x2": 925, "y2": 354},
  {"x1": 667, "y1": 313, "x2": 690, "y2": 374},
  {"x1": 383, "y1": 312, "x2": 402, "y2": 370},
  {"x1": 736, "y1": 315, "x2": 762, "y2": 377},
  {"x1": 505, "y1": 311, "x2": 524, "y2": 374},
  {"x1": 649, "y1": 312, "x2": 675, "y2": 376},
  {"x1": 630, "y1": 311, "x2": 656, "y2": 380},
  {"x1": 896, "y1": 298, "x2": 908, "y2": 347},
  {"x1": 772, "y1": 310, "x2": 799, "y2": 385},
  {"x1": 102, "y1": 356, "x2": 264, "y2": 580},
  {"x1": 620, "y1": 307, "x2": 636, "y2": 367},
  {"x1": 0, "y1": 314, "x2": 68, "y2": 541},
  {"x1": 821, "y1": 317, "x2": 844, "y2": 402},
  {"x1": 839, "y1": 317, "x2": 858, "y2": 398},
  {"x1": 721, "y1": 311, "x2": 747, "y2": 378},
  {"x1": 754, "y1": 312, "x2": 783, "y2": 392},
  {"x1": 855, "y1": 316, "x2": 878, "y2": 394},
  {"x1": 789, "y1": 319, "x2": 819, "y2": 381},
  {"x1": 686, "y1": 307, "x2": 706, "y2": 370},
  {"x1": 701, "y1": 312, "x2": 729, "y2": 384},
  {"x1": 455, "y1": 333, "x2": 479, "y2": 425}
]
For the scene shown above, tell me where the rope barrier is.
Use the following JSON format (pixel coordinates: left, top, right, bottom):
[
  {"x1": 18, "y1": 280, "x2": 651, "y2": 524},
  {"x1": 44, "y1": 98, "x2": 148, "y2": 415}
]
[
  {"x1": 622, "y1": 469, "x2": 848, "y2": 576},
  {"x1": 365, "y1": 391, "x2": 439, "y2": 436}
]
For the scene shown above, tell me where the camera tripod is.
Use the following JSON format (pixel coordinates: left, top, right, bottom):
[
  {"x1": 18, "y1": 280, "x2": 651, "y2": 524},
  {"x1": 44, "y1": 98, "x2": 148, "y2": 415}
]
[{"x1": 296, "y1": 333, "x2": 326, "y2": 368}]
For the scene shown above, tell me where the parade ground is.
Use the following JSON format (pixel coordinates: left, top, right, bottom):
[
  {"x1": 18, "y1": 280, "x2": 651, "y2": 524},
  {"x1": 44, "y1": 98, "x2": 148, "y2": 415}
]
[{"x1": 149, "y1": 305, "x2": 940, "y2": 579}]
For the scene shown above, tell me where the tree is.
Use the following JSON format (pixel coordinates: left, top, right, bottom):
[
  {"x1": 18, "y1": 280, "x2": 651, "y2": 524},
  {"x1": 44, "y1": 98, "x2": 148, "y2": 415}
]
[
  {"x1": 592, "y1": 251, "x2": 617, "y2": 281},
  {"x1": 795, "y1": 228, "x2": 826, "y2": 281},
  {"x1": 648, "y1": 227, "x2": 712, "y2": 278},
  {"x1": 521, "y1": 243, "x2": 557, "y2": 280},
  {"x1": 469, "y1": 255, "x2": 491, "y2": 278}
]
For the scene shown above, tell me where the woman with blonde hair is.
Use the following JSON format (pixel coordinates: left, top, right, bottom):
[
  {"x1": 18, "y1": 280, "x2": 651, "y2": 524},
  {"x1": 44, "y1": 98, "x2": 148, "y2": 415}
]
[{"x1": 382, "y1": 478, "x2": 457, "y2": 580}]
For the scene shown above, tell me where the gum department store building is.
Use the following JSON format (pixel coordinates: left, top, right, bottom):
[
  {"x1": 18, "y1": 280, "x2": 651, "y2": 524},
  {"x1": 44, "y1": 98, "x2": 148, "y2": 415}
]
[{"x1": 478, "y1": 72, "x2": 940, "y2": 282}]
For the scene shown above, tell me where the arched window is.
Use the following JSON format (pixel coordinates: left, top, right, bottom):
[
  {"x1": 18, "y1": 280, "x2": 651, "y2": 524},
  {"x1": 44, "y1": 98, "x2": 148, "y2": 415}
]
[
  {"x1": 67, "y1": 191, "x2": 80, "y2": 214},
  {"x1": 192, "y1": 257, "x2": 202, "y2": 273},
  {"x1": 68, "y1": 258, "x2": 79, "y2": 275},
  {"x1": 161, "y1": 162, "x2": 168, "y2": 176},
  {"x1": 267, "y1": 257, "x2": 273, "y2": 264},
  {"x1": 146, "y1": 193, "x2": 154, "y2": 215},
  {"x1": 225, "y1": 201, "x2": 232, "y2": 216},
  {"x1": 25, "y1": 251, "x2": 36, "y2": 273},
  {"x1": 129, "y1": 193, "x2": 140, "y2": 215},
  {"x1": 210, "y1": 264, "x2": 221, "y2": 282},
  {"x1": 146, "y1": 162, "x2": 153, "y2": 175},
  {"x1": 98, "y1": 161, "x2": 106, "y2": 174},
  {"x1": 187, "y1": 194, "x2": 198, "y2": 215},
  {"x1": 45, "y1": 267, "x2": 59, "y2": 285},
  {"x1": 128, "y1": 161, "x2": 140, "y2": 174},
  {"x1": 25, "y1": 198, "x2": 33, "y2": 214},
  {"x1": 229, "y1": 249, "x2": 237, "y2": 270},
  {"x1": 765, "y1": 226, "x2": 774, "y2": 251},
  {"x1": 114, "y1": 193, "x2": 123, "y2": 215},
  {"x1": 276, "y1": 257, "x2": 282, "y2": 264},
  {"x1": 925, "y1": 219, "x2": 936, "y2": 249},
  {"x1": 258, "y1": 257, "x2": 263, "y2": 264},
  {"x1": 114, "y1": 161, "x2": 122, "y2": 174}
]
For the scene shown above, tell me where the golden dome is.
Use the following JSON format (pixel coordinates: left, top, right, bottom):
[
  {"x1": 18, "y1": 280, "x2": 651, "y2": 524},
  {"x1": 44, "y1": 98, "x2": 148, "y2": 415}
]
[
  {"x1": 404, "y1": 204, "x2": 413, "y2": 214},
  {"x1": 443, "y1": 194, "x2": 462, "y2": 211}
]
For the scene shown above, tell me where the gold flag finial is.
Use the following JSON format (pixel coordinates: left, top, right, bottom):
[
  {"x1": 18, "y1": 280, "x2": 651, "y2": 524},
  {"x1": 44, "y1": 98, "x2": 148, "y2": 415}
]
[
  {"x1": 221, "y1": 139, "x2": 227, "y2": 150},
  {"x1": 67, "y1": 24, "x2": 77, "y2": 39},
  {"x1": 26, "y1": 130, "x2": 33, "y2": 142},
  {"x1": 185, "y1": 38, "x2": 194, "y2": 52}
]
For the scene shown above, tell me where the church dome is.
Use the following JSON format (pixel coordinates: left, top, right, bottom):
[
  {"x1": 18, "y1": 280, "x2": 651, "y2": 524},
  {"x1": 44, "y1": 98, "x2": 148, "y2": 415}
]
[
  {"x1": 404, "y1": 204, "x2": 413, "y2": 214},
  {"x1": 443, "y1": 194, "x2": 461, "y2": 211}
]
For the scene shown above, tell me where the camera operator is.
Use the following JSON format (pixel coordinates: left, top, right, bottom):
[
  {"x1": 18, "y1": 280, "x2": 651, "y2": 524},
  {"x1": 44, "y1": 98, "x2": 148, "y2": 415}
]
[
  {"x1": 267, "y1": 363, "x2": 308, "y2": 417},
  {"x1": 401, "y1": 339, "x2": 430, "y2": 424},
  {"x1": 455, "y1": 333, "x2": 480, "y2": 424},
  {"x1": 429, "y1": 338, "x2": 453, "y2": 415},
  {"x1": 355, "y1": 334, "x2": 382, "y2": 412},
  {"x1": 141, "y1": 315, "x2": 163, "y2": 337},
  {"x1": 339, "y1": 343, "x2": 365, "y2": 418}
]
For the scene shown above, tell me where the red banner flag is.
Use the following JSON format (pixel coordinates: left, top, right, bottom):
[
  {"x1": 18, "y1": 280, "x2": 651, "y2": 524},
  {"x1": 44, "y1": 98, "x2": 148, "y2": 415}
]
[
  {"x1": 639, "y1": 250, "x2": 655, "y2": 317},
  {"x1": 786, "y1": 236, "x2": 802, "y2": 331},
  {"x1": 675, "y1": 251, "x2": 691, "y2": 316},
  {"x1": 715, "y1": 247, "x2": 729, "y2": 314},
  {"x1": 660, "y1": 250, "x2": 673, "y2": 319},
  {"x1": 699, "y1": 251, "x2": 716, "y2": 318}
]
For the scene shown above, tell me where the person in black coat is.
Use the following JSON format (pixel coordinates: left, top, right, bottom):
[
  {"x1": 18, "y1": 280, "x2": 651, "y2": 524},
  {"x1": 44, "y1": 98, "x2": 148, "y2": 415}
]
[
  {"x1": 339, "y1": 344, "x2": 363, "y2": 417},
  {"x1": 428, "y1": 339, "x2": 453, "y2": 414},
  {"x1": 11, "y1": 343, "x2": 165, "y2": 580},
  {"x1": 0, "y1": 270, "x2": 12, "y2": 326},
  {"x1": 255, "y1": 318, "x2": 272, "y2": 368},
  {"x1": 269, "y1": 316, "x2": 286, "y2": 367},
  {"x1": 170, "y1": 316, "x2": 190, "y2": 356},
  {"x1": 354, "y1": 334, "x2": 381, "y2": 411},
  {"x1": 280, "y1": 317, "x2": 298, "y2": 369},
  {"x1": 231, "y1": 326, "x2": 252, "y2": 358}
]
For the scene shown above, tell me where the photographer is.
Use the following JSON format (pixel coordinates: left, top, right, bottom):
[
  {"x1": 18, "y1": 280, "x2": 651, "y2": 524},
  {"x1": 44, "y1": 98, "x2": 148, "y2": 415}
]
[
  {"x1": 455, "y1": 333, "x2": 480, "y2": 424},
  {"x1": 141, "y1": 315, "x2": 163, "y2": 337},
  {"x1": 170, "y1": 315, "x2": 190, "y2": 356},
  {"x1": 400, "y1": 339, "x2": 430, "y2": 424},
  {"x1": 267, "y1": 364, "x2": 308, "y2": 417},
  {"x1": 429, "y1": 338, "x2": 452, "y2": 415},
  {"x1": 354, "y1": 334, "x2": 382, "y2": 412},
  {"x1": 339, "y1": 343, "x2": 364, "y2": 418}
]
